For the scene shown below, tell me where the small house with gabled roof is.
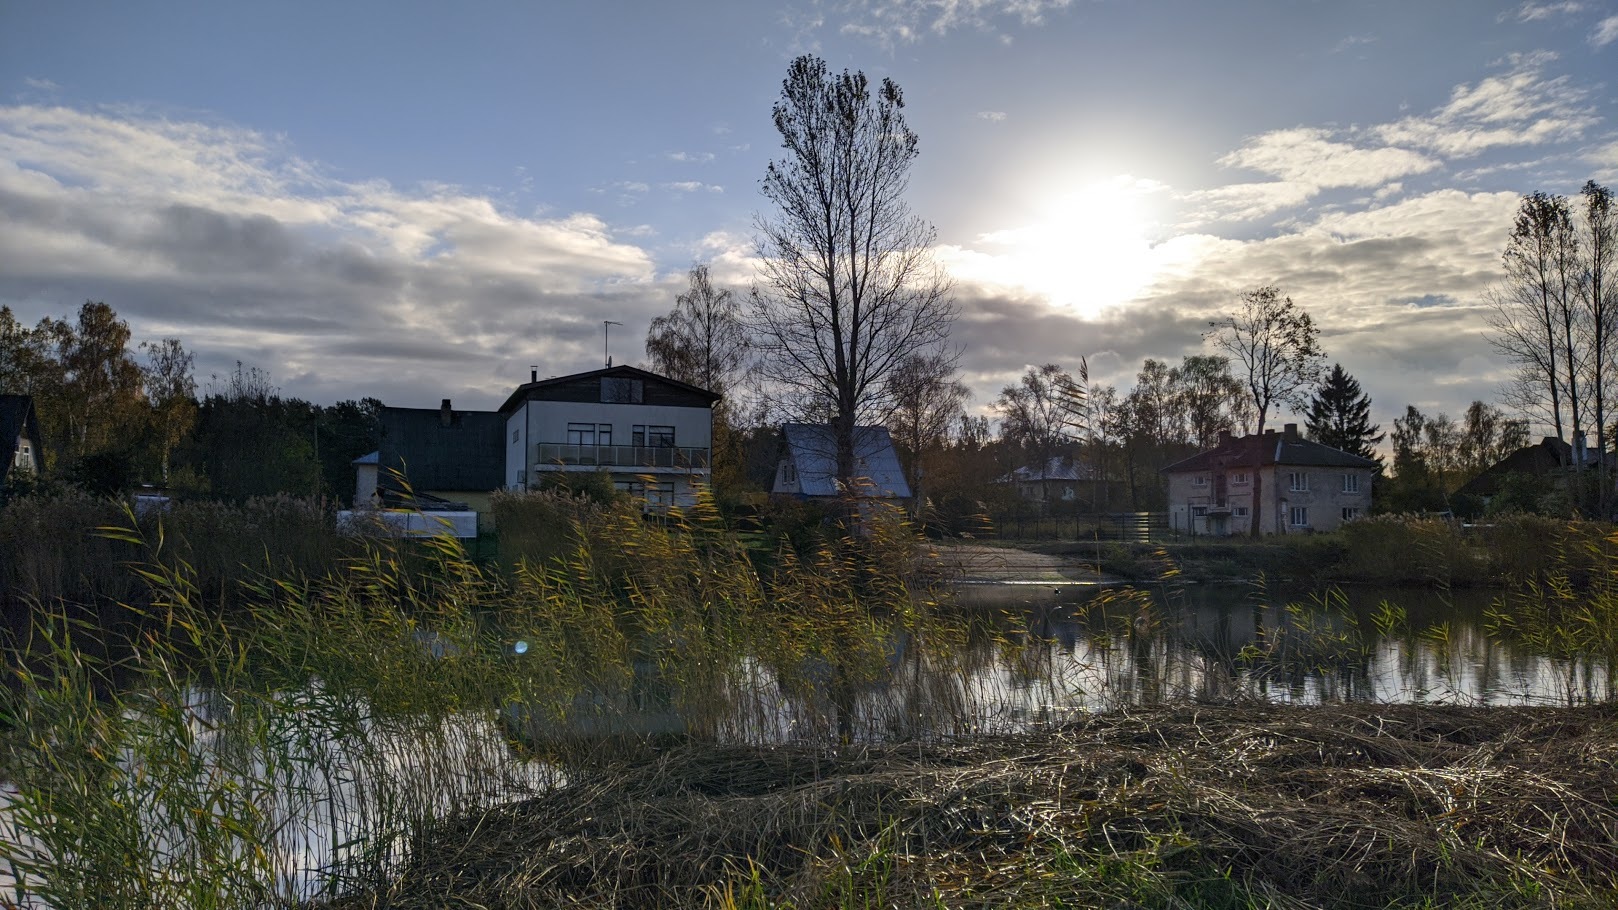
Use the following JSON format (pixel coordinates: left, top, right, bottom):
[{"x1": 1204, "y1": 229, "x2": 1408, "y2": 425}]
[
  {"x1": 1161, "y1": 423, "x2": 1375, "y2": 536},
  {"x1": 772, "y1": 423, "x2": 911, "y2": 500},
  {"x1": 1, "y1": 394, "x2": 45, "y2": 489}
]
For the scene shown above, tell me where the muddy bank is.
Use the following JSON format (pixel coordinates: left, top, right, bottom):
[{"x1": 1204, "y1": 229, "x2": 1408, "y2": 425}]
[{"x1": 331, "y1": 703, "x2": 1618, "y2": 909}]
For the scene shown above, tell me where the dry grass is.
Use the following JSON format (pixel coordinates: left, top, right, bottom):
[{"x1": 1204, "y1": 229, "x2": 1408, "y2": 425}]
[{"x1": 331, "y1": 703, "x2": 1618, "y2": 910}]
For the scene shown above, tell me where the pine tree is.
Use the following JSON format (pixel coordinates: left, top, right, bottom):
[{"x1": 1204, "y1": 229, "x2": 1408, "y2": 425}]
[{"x1": 1305, "y1": 364, "x2": 1384, "y2": 464}]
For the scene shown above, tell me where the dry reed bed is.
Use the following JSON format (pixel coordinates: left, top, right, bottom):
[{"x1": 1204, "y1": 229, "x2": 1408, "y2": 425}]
[{"x1": 330, "y1": 703, "x2": 1618, "y2": 909}]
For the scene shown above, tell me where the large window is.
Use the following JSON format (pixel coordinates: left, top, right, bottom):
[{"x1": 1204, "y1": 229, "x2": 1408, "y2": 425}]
[
  {"x1": 1289, "y1": 472, "x2": 1309, "y2": 492},
  {"x1": 601, "y1": 377, "x2": 644, "y2": 403},
  {"x1": 1342, "y1": 473, "x2": 1360, "y2": 493},
  {"x1": 1289, "y1": 506, "x2": 1309, "y2": 527},
  {"x1": 633, "y1": 424, "x2": 676, "y2": 447},
  {"x1": 566, "y1": 423, "x2": 613, "y2": 446}
]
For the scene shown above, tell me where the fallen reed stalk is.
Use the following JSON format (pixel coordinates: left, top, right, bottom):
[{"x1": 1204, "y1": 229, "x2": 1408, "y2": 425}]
[{"x1": 331, "y1": 702, "x2": 1618, "y2": 910}]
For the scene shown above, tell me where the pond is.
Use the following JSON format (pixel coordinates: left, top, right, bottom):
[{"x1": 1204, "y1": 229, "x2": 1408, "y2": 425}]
[{"x1": 923, "y1": 581, "x2": 1611, "y2": 723}]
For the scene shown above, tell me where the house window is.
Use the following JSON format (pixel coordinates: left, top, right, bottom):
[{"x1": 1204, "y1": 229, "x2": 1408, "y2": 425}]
[
  {"x1": 1289, "y1": 472, "x2": 1309, "y2": 492},
  {"x1": 566, "y1": 422, "x2": 612, "y2": 446},
  {"x1": 1192, "y1": 474, "x2": 1208, "y2": 486},
  {"x1": 1234, "y1": 506, "x2": 1249, "y2": 517},
  {"x1": 512, "y1": 429, "x2": 519, "y2": 444},
  {"x1": 616, "y1": 479, "x2": 675, "y2": 508},
  {"x1": 631, "y1": 425, "x2": 676, "y2": 447},
  {"x1": 1341, "y1": 507, "x2": 1361, "y2": 522},
  {"x1": 1289, "y1": 506, "x2": 1309, "y2": 527},
  {"x1": 782, "y1": 462, "x2": 797, "y2": 484},
  {"x1": 1342, "y1": 473, "x2": 1360, "y2": 493},
  {"x1": 601, "y1": 377, "x2": 644, "y2": 403},
  {"x1": 1231, "y1": 471, "x2": 1249, "y2": 485},
  {"x1": 1191, "y1": 506, "x2": 1208, "y2": 518}
]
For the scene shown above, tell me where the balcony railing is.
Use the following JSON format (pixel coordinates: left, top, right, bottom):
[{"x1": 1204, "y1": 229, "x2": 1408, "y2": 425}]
[{"x1": 535, "y1": 443, "x2": 710, "y2": 470}]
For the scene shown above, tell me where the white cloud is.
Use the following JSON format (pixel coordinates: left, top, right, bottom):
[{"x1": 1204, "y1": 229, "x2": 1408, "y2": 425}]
[
  {"x1": 830, "y1": 0, "x2": 1073, "y2": 46},
  {"x1": 21, "y1": 77, "x2": 59, "y2": 92},
  {"x1": 1218, "y1": 127, "x2": 1440, "y2": 188},
  {"x1": 1374, "y1": 51, "x2": 1596, "y2": 157},
  {"x1": 1506, "y1": 1, "x2": 1584, "y2": 22},
  {"x1": 1592, "y1": 14, "x2": 1618, "y2": 47},
  {"x1": 1330, "y1": 34, "x2": 1377, "y2": 54},
  {"x1": 977, "y1": 111, "x2": 1007, "y2": 122},
  {"x1": 667, "y1": 151, "x2": 715, "y2": 163},
  {"x1": 0, "y1": 104, "x2": 662, "y2": 407},
  {"x1": 663, "y1": 181, "x2": 723, "y2": 193}
]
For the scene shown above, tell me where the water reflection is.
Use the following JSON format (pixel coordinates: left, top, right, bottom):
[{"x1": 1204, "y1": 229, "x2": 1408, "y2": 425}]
[{"x1": 918, "y1": 583, "x2": 1610, "y2": 721}]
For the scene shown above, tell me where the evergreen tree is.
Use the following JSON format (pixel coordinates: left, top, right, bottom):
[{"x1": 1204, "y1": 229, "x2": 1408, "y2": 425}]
[{"x1": 1305, "y1": 364, "x2": 1384, "y2": 464}]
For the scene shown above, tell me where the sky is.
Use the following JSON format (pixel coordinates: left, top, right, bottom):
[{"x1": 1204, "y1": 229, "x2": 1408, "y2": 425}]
[{"x1": 3, "y1": 0, "x2": 1617, "y2": 437}]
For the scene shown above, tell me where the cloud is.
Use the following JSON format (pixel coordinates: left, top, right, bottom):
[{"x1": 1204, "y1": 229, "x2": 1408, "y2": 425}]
[
  {"x1": 1374, "y1": 51, "x2": 1596, "y2": 157},
  {"x1": 667, "y1": 151, "x2": 715, "y2": 163},
  {"x1": 0, "y1": 104, "x2": 666, "y2": 408},
  {"x1": 21, "y1": 77, "x2": 59, "y2": 93},
  {"x1": 663, "y1": 181, "x2": 724, "y2": 193},
  {"x1": 1504, "y1": 1, "x2": 1583, "y2": 22},
  {"x1": 1330, "y1": 34, "x2": 1377, "y2": 54},
  {"x1": 976, "y1": 111, "x2": 1007, "y2": 122},
  {"x1": 831, "y1": 0, "x2": 1073, "y2": 46},
  {"x1": 1219, "y1": 127, "x2": 1441, "y2": 188},
  {"x1": 1592, "y1": 14, "x2": 1618, "y2": 47}
]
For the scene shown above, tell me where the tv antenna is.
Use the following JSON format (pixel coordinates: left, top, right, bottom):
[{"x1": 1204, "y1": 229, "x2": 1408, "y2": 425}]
[{"x1": 603, "y1": 320, "x2": 623, "y2": 368}]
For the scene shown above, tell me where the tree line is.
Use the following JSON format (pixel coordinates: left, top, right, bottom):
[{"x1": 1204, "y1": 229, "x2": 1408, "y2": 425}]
[{"x1": 1, "y1": 301, "x2": 381, "y2": 504}]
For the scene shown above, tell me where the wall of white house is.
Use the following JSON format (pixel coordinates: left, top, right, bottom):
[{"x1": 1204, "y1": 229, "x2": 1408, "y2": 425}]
[
  {"x1": 521, "y1": 401, "x2": 712, "y2": 450},
  {"x1": 505, "y1": 410, "x2": 528, "y2": 489}
]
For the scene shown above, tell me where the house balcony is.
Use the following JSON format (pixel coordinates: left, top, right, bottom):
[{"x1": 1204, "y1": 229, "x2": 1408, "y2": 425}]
[{"x1": 533, "y1": 443, "x2": 711, "y2": 473}]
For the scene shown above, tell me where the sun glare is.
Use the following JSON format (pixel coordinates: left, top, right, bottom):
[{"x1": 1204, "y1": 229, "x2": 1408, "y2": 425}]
[{"x1": 951, "y1": 176, "x2": 1164, "y2": 319}]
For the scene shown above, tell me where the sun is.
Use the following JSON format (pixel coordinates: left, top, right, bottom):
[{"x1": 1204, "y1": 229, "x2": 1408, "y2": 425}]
[{"x1": 946, "y1": 176, "x2": 1165, "y2": 319}]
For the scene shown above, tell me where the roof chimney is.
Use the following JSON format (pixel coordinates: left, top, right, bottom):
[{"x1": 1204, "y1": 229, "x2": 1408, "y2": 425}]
[
  {"x1": 1283, "y1": 423, "x2": 1299, "y2": 441},
  {"x1": 1217, "y1": 429, "x2": 1232, "y2": 447},
  {"x1": 440, "y1": 398, "x2": 453, "y2": 427},
  {"x1": 530, "y1": 365, "x2": 538, "y2": 383}
]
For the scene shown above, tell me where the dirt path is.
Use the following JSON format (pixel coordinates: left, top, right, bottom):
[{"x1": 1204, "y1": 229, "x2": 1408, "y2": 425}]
[{"x1": 925, "y1": 542, "x2": 1111, "y2": 584}]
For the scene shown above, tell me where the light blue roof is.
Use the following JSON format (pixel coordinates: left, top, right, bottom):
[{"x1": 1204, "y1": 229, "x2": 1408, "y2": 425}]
[
  {"x1": 781, "y1": 423, "x2": 910, "y2": 498},
  {"x1": 352, "y1": 450, "x2": 380, "y2": 465}
]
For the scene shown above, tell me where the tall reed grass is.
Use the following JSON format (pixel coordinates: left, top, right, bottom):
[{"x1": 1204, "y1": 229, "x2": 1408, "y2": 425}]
[{"x1": 1, "y1": 489, "x2": 977, "y2": 906}]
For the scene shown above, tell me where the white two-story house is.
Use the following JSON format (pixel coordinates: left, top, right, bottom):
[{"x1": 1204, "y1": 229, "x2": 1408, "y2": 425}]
[
  {"x1": 499, "y1": 365, "x2": 719, "y2": 509},
  {"x1": 1161, "y1": 424, "x2": 1376, "y2": 536}
]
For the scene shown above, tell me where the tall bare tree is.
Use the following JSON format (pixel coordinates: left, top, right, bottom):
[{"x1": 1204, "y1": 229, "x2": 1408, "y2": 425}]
[
  {"x1": 1580, "y1": 181, "x2": 1615, "y2": 516},
  {"x1": 1206, "y1": 286, "x2": 1324, "y2": 536},
  {"x1": 751, "y1": 55, "x2": 956, "y2": 487},
  {"x1": 1488, "y1": 193, "x2": 1580, "y2": 443}
]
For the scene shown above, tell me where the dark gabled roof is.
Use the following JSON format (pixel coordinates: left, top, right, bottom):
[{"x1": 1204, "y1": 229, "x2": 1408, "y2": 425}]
[
  {"x1": 498, "y1": 365, "x2": 719, "y2": 414},
  {"x1": 1162, "y1": 427, "x2": 1378, "y2": 475},
  {"x1": 1454, "y1": 436, "x2": 1595, "y2": 497},
  {"x1": 378, "y1": 406, "x2": 505, "y2": 493},
  {"x1": 780, "y1": 423, "x2": 911, "y2": 498},
  {"x1": 1, "y1": 394, "x2": 44, "y2": 487}
]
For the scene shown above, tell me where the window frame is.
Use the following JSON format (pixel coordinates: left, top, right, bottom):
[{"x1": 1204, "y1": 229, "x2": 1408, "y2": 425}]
[
  {"x1": 1289, "y1": 506, "x2": 1309, "y2": 527},
  {"x1": 1289, "y1": 471, "x2": 1309, "y2": 492}
]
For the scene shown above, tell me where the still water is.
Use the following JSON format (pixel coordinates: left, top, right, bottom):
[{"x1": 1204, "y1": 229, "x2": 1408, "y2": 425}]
[{"x1": 912, "y1": 581, "x2": 1611, "y2": 724}]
